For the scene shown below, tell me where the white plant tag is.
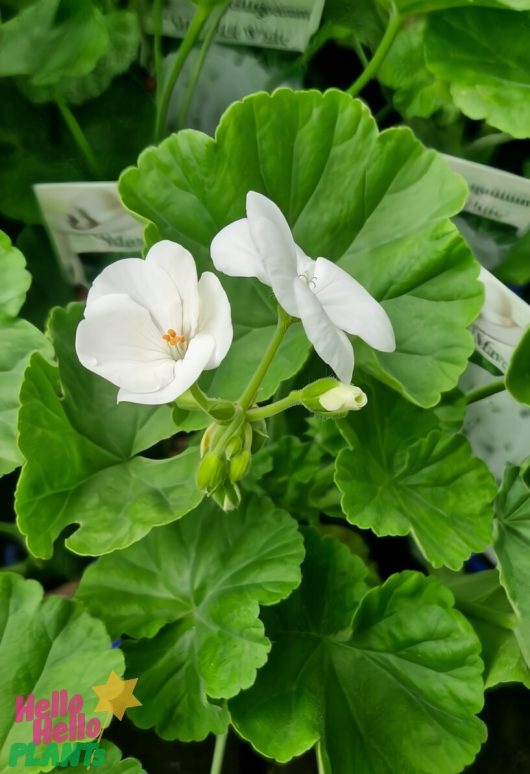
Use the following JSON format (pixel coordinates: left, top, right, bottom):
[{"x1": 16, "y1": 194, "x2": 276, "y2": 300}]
[
  {"x1": 444, "y1": 154, "x2": 530, "y2": 233},
  {"x1": 34, "y1": 182, "x2": 144, "y2": 285},
  {"x1": 461, "y1": 268, "x2": 530, "y2": 481},
  {"x1": 157, "y1": 0, "x2": 325, "y2": 52},
  {"x1": 473, "y1": 267, "x2": 530, "y2": 373}
]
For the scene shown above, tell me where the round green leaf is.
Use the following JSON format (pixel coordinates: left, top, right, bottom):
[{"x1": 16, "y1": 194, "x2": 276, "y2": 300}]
[
  {"x1": 335, "y1": 381, "x2": 496, "y2": 569},
  {"x1": 119, "y1": 89, "x2": 482, "y2": 408},
  {"x1": 21, "y1": 11, "x2": 140, "y2": 105},
  {"x1": 0, "y1": 573, "x2": 123, "y2": 774},
  {"x1": 231, "y1": 531, "x2": 486, "y2": 774},
  {"x1": 0, "y1": 231, "x2": 52, "y2": 477},
  {"x1": 425, "y1": 9, "x2": 530, "y2": 138},
  {"x1": 0, "y1": 0, "x2": 109, "y2": 85},
  {"x1": 494, "y1": 464, "x2": 530, "y2": 644},
  {"x1": 440, "y1": 569, "x2": 530, "y2": 689},
  {"x1": 77, "y1": 497, "x2": 305, "y2": 741},
  {"x1": 0, "y1": 231, "x2": 31, "y2": 319},
  {"x1": 15, "y1": 304, "x2": 201, "y2": 558},
  {"x1": 505, "y1": 327, "x2": 530, "y2": 405}
]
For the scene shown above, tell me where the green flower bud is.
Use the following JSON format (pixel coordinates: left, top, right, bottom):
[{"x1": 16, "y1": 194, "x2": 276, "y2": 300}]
[
  {"x1": 212, "y1": 481, "x2": 241, "y2": 512},
  {"x1": 229, "y1": 449, "x2": 251, "y2": 483},
  {"x1": 196, "y1": 452, "x2": 224, "y2": 492},
  {"x1": 225, "y1": 435, "x2": 242, "y2": 460}
]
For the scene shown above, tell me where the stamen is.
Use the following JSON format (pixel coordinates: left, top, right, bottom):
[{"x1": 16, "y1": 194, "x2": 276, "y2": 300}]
[{"x1": 162, "y1": 329, "x2": 186, "y2": 347}]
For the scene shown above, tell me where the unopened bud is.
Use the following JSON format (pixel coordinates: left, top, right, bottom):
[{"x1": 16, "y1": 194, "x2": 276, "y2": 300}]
[
  {"x1": 196, "y1": 453, "x2": 224, "y2": 491},
  {"x1": 319, "y1": 384, "x2": 367, "y2": 412},
  {"x1": 225, "y1": 435, "x2": 242, "y2": 460},
  {"x1": 212, "y1": 481, "x2": 241, "y2": 512},
  {"x1": 229, "y1": 449, "x2": 251, "y2": 483}
]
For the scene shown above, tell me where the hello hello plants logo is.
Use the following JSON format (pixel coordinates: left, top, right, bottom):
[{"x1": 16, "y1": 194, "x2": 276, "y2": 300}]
[{"x1": 8, "y1": 672, "x2": 141, "y2": 768}]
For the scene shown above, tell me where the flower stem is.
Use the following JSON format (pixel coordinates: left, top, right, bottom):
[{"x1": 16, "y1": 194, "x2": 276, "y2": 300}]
[
  {"x1": 55, "y1": 96, "x2": 104, "y2": 178},
  {"x1": 464, "y1": 379, "x2": 506, "y2": 405},
  {"x1": 153, "y1": 0, "x2": 164, "y2": 89},
  {"x1": 189, "y1": 382, "x2": 212, "y2": 413},
  {"x1": 209, "y1": 731, "x2": 228, "y2": 774},
  {"x1": 154, "y1": 5, "x2": 208, "y2": 141},
  {"x1": 246, "y1": 390, "x2": 302, "y2": 421},
  {"x1": 346, "y1": 4, "x2": 401, "y2": 98},
  {"x1": 239, "y1": 307, "x2": 294, "y2": 410},
  {"x1": 177, "y1": 0, "x2": 230, "y2": 129}
]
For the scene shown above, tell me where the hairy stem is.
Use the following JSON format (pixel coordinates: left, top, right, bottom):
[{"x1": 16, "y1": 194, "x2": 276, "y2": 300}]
[
  {"x1": 239, "y1": 306, "x2": 294, "y2": 410},
  {"x1": 246, "y1": 390, "x2": 302, "y2": 421},
  {"x1": 464, "y1": 379, "x2": 506, "y2": 405},
  {"x1": 55, "y1": 97, "x2": 103, "y2": 178},
  {"x1": 177, "y1": 0, "x2": 230, "y2": 129},
  {"x1": 347, "y1": 5, "x2": 401, "y2": 97},
  {"x1": 154, "y1": 5, "x2": 208, "y2": 141}
]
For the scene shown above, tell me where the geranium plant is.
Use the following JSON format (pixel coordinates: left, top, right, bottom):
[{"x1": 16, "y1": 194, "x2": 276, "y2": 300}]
[{"x1": 1, "y1": 2, "x2": 530, "y2": 773}]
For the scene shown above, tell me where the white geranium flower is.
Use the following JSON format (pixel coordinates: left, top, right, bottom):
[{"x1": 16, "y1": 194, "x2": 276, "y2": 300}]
[
  {"x1": 76, "y1": 240, "x2": 233, "y2": 404},
  {"x1": 211, "y1": 191, "x2": 395, "y2": 384}
]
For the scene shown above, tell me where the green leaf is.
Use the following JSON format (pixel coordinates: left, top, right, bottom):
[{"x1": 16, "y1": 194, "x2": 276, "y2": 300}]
[
  {"x1": 15, "y1": 304, "x2": 201, "y2": 558},
  {"x1": 439, "y1": 569, "x2": 530, "y2": 689},
  {"x1": 17, "y1": 226, "x2": 72, "y2": 329},
  {"x1": 0, "y1": 320, "x2": 53, "y2": 477},
  {"x1": 0, "y1": 231, "x2": 52, "y2": 477},
  {"x1": 0, "y1": 232, "x2": 31, "y2": 318},
  {"x1": 425, "y1": 9, "x2": 530, "y2": 139},
  {"x1": 119, "y1": 89, "x2": 482, "y2": 408},
  {"x1": 505, "y1": 328, "x2": 530, "y2": 405},
  {"x1": 397, "y1": 0, "x2": 530, "y2": 10},
  {"x1": 245, "y1": 435, "x2": 339, "y2": 519},
  {"x1": 77, "y1": 497, "x2": 305, "y2": 741},
  {"x1": 378, "y1": 18, "x2": 456, "y2": 119},
  {"x1": 494, "y1": 464, "x2": 530, "y2": 650},
  {"x1": 335, "y1": 381, "x2": 496, "y2": 569},
  {"x1": 21, "y1": 11, "x2": 140, "y2": 105},
  {"x1": 50, "y1": 742, "x2": 146, "y2": 773},
  {"x1": 231, "y1": 531, "x2": 486, "y2": 773},
  {"x1": 0, "y1": 0, "x2": 109, "y2": 85},
  {"x1": 0, "y1": 572, "x2": 123, "y2": 774},
  {"x1": 495, "y1": 228, "x2": 530, "y2": 286}
]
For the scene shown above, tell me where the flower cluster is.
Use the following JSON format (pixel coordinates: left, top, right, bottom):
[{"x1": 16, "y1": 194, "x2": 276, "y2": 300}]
[{"x1": 76, "y1": 191, "x2": 395, "y2": 403}]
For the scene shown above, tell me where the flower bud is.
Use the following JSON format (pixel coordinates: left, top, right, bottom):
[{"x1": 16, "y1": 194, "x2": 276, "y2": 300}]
[
  {"x1": 225, "y1": 435, "x2": 242, "y2": 460},
  {"x1": 196, "y1": 452, "x2": 224, "y2": 491},
  {"x1": 229, "y1": 449, "x2": 251, "y2": 483},
  {"x1": 301, "y1": 378, "x2": 366, "y2": 413},
  {"x1": 212, "y1": 481, "x2": 241, "y2": 512},
  {"x1": 319, "y1": 384, "x2": 367, "y2": 412}
]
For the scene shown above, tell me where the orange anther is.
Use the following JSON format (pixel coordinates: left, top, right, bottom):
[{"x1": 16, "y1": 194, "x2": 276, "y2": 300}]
[{"x1": 162, "y1": 329, "x2": 186, "y2": 348}]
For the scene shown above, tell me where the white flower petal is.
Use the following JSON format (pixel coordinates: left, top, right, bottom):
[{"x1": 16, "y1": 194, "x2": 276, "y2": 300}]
[
  {"x1": 312, "y1": 257, "x2": 396, "y2": 352},
  {"x1": 294, "y1": 280, "x2": 354, "y2": 384},
  {"x1": 146, "y1": 240, "x2": 200, "y2": 338},
  {"x1": 76, "y1": 294, "x2": 176, "y2": 393},
  {"x1": 85, "y1": 257, "x2": 183, "y2": 336},
  {"x1": 246, "y1": 191, "x2": 299, "y2": 316},
  {"x1": 211, "y1": 219, "x2": 269, "y2": 284},
  {"x1": 117, "y1": 333, "x2": 215, "y2": 405},
  {"x1": 197, "y1": 272, "x2": 233, "y2": 368}
]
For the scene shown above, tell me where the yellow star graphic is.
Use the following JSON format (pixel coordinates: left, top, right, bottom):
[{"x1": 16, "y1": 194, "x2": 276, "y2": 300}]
[{"x1": 91, "y1": 671, "x2": 142, "y2": 721}]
